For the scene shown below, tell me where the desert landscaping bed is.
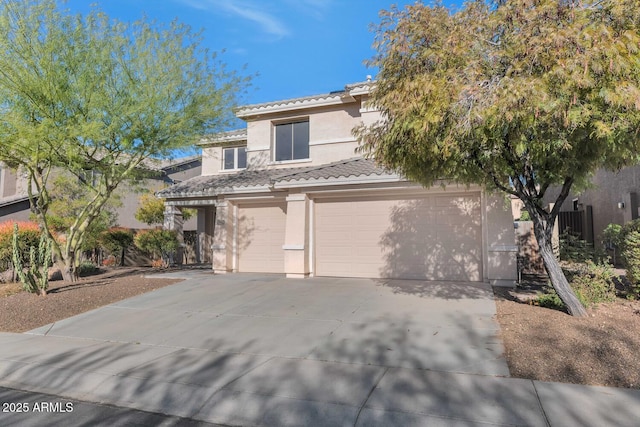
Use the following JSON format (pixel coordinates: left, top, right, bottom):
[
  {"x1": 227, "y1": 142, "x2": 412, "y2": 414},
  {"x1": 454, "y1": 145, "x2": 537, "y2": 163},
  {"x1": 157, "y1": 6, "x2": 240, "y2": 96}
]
[
  {"x1": 0, "y1": 268, "x2": 181, "y2": 333},
  {"x1": 494, "y1": 284, "x2": 640, "y2": 389}
]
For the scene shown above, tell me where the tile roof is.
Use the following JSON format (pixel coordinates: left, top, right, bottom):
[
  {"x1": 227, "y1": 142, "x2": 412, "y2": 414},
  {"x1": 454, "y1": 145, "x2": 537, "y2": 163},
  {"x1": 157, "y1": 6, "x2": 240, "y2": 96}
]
[
  {"x1": 198, "y1": 129, "x2": 247, "y2": 146},
  {"x1": 157, "y1": 157, "x2": 399, "y2": 198},
  {"x1": 235, "y1": 81, "x2": 375, "y2": 118},
  {"x1": 276, "y1": 157, "x2": 394, "y2": 184}
]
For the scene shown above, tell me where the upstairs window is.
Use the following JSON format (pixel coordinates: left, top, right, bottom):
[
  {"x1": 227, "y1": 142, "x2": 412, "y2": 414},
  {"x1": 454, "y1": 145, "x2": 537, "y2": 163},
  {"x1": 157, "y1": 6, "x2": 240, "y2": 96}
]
[
  {"x1": 274, "y1": 120, "x2": 309, "y2": 161},
  {"x1": 223, "y1": 146, "x2": 247, "y2": 170}
]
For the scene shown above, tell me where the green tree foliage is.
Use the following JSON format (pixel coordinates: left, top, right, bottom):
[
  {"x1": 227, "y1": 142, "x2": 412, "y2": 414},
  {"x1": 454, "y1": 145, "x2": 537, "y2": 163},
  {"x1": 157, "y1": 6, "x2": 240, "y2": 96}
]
[
  {"x1": 98, "y1": 227, "x2": 134, "y2": 267},
  {"x1": 357, "y1": 0, "x2": 640, "y2": 316},
  {"x1": 0, "y1": 0, "x2": 248, "y2": 280},
  {"x1": 38, "y1": 174, "x2": 120, "y2": 253},
  {"x1": 135, "y1": 193, "x2": 194, "y2": 226},
  {"x1": 134, "y1": 229, "x2": 180, "y2": 267}
]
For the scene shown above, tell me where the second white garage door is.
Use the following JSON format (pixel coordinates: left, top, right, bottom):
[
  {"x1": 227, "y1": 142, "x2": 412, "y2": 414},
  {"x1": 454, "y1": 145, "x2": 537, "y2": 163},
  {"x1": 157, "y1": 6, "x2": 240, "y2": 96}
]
[
  {"x1": 238, "y1": 202, "x2": 286, "y2": 273},
  {"x1": 314, "y1": 194, "x2": 483, "y2": 281}
]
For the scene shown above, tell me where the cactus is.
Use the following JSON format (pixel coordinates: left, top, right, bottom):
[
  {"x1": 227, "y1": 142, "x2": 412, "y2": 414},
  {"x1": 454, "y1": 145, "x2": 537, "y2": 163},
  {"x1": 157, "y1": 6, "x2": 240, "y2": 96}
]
[{"x1": 12, "y1": 223, "x2": 52, "y2": 296}]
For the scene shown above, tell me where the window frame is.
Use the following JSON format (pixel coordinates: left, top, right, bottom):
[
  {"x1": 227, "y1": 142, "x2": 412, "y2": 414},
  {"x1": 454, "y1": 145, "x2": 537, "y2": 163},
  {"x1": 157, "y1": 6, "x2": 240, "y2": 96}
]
[
  {"x1": 272, "y1": 119, "x2": 310, "y2": 163},
  {"x1": 222, "y1": 146, "x2": 247, "y2": 171}
]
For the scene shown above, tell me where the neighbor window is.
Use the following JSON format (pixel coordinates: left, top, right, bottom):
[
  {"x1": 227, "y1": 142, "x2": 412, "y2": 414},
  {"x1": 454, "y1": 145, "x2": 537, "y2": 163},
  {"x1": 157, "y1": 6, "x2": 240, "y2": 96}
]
[
  {"x1": 223, "y1": 146, "x2": 247, "y2": 170},
  {"x1": 274, "y1": 120, "x2": 309, "y2": 161}
]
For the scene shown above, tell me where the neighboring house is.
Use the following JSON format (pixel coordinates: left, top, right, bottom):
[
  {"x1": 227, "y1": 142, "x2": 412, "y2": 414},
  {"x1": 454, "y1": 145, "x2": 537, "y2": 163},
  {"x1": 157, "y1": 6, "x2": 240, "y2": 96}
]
[
  {"x1": 158, "y1": 81, "x2": 518, "y2": 284},
  {"x1": 544, "y1": 166, "x2": 640, "y2": 244},
  {"x1": 115, "y1": 155, "x2": 202, "y2": 230},
  {"x1": 0, "y1": 157, "x2": 202, "y2": 232},
  {"x1": 0, "y1": 163, "x2": 31, "y2": 222}
]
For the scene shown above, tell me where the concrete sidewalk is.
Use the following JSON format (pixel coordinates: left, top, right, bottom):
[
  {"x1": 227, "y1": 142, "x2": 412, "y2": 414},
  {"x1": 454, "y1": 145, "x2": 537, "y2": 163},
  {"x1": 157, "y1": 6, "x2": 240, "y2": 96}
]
[{"x1": 0, "y1": 272, "x2": 638, "y2": 426}]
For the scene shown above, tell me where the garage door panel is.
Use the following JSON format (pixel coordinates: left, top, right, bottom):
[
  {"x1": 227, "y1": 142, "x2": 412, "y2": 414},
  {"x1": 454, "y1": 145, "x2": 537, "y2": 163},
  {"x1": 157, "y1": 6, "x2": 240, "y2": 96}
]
[
  {"x1": 238, "y1": 203, "x2": 286, "y2": 273},
  {"x1": 315, "y1": 195, "x2": 482, "y2": 281}
]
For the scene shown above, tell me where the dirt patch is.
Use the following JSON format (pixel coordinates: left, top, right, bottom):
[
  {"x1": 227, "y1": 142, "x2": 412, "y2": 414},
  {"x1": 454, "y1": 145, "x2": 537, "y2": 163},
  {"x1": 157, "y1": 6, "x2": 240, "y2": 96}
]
[
  {"x1": 494, "y1": 284, "x2": 640, "y2": 389},
  {"x1": 0, "y1": 268, "x2": 181, "y2": 333}
]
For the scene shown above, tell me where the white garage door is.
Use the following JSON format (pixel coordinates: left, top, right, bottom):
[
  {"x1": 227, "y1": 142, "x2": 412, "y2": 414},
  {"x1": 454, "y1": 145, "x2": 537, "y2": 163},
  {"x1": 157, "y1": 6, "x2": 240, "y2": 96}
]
[
  {"x1": 314, "y1": 194, "x2": 482, "y2": 281},
  {"x1": 238, "y1": 202, "x2": 286, "y2": 273}
]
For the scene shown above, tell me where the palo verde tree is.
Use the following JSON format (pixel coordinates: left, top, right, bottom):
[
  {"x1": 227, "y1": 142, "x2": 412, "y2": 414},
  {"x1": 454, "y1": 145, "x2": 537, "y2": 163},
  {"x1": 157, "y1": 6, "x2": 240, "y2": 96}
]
[
  {"x1": 357, "y1": 0, "x2": 640, "y2": 316},
  {"x1": 0, "y1": 1, "x2": 248, "y2": 280}
]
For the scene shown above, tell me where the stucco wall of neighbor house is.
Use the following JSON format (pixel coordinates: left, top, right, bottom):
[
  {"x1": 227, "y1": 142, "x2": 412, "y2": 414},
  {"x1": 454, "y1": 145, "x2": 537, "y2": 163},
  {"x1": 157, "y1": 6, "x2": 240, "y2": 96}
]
[
  {"x1": 165, "y1": 159, "x2": 202, "y2": 184},
  {"x1": 544, "y1": 166, "x2": 640, "y2": 243},
  {"x1": 0, "y1": 167, "x2": 18, "y2": 198},
  {"x1": 0, "y1": 199, "x2": 32, "y2": 222},
  {"x1": 115, "y1": 160, "x2": 201, "y2": 230}
]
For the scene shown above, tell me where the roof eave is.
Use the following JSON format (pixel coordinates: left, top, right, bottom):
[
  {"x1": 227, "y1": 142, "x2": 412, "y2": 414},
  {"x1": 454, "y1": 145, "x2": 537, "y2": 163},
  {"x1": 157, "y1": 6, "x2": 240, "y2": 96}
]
[{"x1": 273, "y1": 173, "x2": 404, "y2": 189}]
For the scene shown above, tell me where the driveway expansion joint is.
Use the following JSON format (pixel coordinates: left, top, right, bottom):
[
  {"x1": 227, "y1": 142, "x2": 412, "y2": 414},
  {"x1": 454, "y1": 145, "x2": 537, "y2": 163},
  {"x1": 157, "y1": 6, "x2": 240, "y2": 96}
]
[
  {"x1": 354, "y1": 366, "x2": 389, "y2": 426},
  {"x1": 531, "y1": 380, "x2": 552, "y2": 427}
]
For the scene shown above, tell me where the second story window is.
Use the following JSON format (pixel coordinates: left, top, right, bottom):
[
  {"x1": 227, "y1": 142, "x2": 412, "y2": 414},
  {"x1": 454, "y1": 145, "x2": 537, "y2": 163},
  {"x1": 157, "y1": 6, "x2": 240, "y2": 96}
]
[
  {"x1": 223, "y1": 146, "x2": 247, "y2": 170},
  {"x1": 274, "y1": 120, "x2": 309, "y2": 161}
]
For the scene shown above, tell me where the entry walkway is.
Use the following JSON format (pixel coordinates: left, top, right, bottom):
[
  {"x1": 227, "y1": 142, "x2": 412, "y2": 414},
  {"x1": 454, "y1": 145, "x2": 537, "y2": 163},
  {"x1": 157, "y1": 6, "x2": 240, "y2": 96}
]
[{"x1": 0, "y1": 272, "x2": 638, "y2": 426}]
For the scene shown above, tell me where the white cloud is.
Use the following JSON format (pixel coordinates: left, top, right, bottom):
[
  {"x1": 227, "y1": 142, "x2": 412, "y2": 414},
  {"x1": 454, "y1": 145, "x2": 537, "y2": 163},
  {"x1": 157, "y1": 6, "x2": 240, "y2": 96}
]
[
  {"x1": 176, "y1": 0, "x2": 290, "y2": 38},
  {"x1": 283, "y1": 0, "x2": 332, "y2": 20}
]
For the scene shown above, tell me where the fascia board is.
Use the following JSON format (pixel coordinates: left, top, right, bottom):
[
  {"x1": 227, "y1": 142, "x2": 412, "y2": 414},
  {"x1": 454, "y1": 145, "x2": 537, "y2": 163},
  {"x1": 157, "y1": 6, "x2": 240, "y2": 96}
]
[{"x1": 273, "y1": 174, "x2": 404, "y2": 189}]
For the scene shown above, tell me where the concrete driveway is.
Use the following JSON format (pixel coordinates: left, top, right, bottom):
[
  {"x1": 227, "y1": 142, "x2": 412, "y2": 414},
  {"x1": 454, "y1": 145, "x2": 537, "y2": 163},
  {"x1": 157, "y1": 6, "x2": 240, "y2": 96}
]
[{"x1": 1, "y1": 272, "x2": 637, "y2": 426}]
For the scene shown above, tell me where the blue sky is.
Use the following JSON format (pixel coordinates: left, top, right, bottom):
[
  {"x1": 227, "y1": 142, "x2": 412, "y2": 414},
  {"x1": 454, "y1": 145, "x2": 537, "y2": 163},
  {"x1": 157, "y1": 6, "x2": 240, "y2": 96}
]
[{"x1": 62, "y1": 0, "x2": 465, "y2": 106}]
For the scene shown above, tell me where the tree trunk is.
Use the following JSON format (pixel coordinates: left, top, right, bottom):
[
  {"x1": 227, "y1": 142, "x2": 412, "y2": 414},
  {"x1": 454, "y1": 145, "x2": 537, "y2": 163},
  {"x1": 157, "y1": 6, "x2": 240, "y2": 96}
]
[
  {"x1": 58, "y1": 257, "x2": 76, "y2": 282},
  {"x1": 532, "y1": 214, "x2": 587, "y2": 317}
]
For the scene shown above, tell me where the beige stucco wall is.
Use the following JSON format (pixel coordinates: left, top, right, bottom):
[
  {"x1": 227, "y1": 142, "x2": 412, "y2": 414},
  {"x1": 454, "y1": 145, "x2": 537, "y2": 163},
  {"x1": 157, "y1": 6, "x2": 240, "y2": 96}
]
[
  {"x1": 484, "y1": 193, "x2": 518, "y2": 285},
  {"x1": 244, "y1": 104, "x2": 365, "y2": 169},
  {"x1": 202, "y1": 146, "x2": 223, "y2": 176},
  {"x1": 204, "y1": 184, "x2": 517, "y2": 284},
  {"x1": 200, "y1": 96, "x2": 376, "y2": 175}
]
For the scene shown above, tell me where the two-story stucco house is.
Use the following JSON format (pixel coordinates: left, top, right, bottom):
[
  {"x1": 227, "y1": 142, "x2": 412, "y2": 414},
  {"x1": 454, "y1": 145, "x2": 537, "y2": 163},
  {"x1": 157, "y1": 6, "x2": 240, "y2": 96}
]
[{"x1": 158, "y1": 81, "x2": 518, "y2": 285}]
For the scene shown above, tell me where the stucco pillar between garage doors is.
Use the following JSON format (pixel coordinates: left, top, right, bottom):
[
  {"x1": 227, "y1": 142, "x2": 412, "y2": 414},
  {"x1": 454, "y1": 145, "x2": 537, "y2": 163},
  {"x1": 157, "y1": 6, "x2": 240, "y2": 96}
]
[
  {"x1": 283, "y1": 193, "x2": 310, "y2": 278},
  {"x1": 483, "y1": 193, "x2": 518, "y2": 286}
]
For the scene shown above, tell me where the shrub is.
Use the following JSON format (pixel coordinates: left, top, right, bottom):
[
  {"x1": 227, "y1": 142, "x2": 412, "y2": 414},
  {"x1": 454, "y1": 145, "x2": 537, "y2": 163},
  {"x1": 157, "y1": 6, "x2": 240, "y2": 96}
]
[
  {"x1": 77, "y1": 261, "x2": 99, "y2": 276},
  {"x1": 98, "y1": 227, "x2": 134, "y2": 266},
  {"x1": 622, "y1": 230, "x2": 640, "y2": 296},
  {"x1": 602, "y1": 223, "x2": 623, "y2": 250},
  {"x1": 621, "y1": 218, "x2": 640, "y2": 238},
  {"x1": 102, "y1": 255, "x2": 116, "y2": 267},
  {"x1": 534, "y1": 291, "x2": 565, "y2": 311},
  {"x1": 569, "y1": 261, "x2": 617, "y2": 307},
  {"x1": 0, "y1": 221, "x2": 41, "y2": 271},
  {"x1": 560, "y1": 230, "x2": 594, "y2": 262},
  {"x1": 602, "y1": 223, "x2": 623, "y2": 265},
  {"x1": 536, "y1": 261, "x2": 617, "y2": 310},
  {"x1": 135, "y1": 193, "x2": 195, "y2": 226},
  {"x1": 134, "y1": 229, "x2": 179, "y2": 267},
  {"x1": 150, "y1": 258, "x2": 165, "y2": 269}
]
